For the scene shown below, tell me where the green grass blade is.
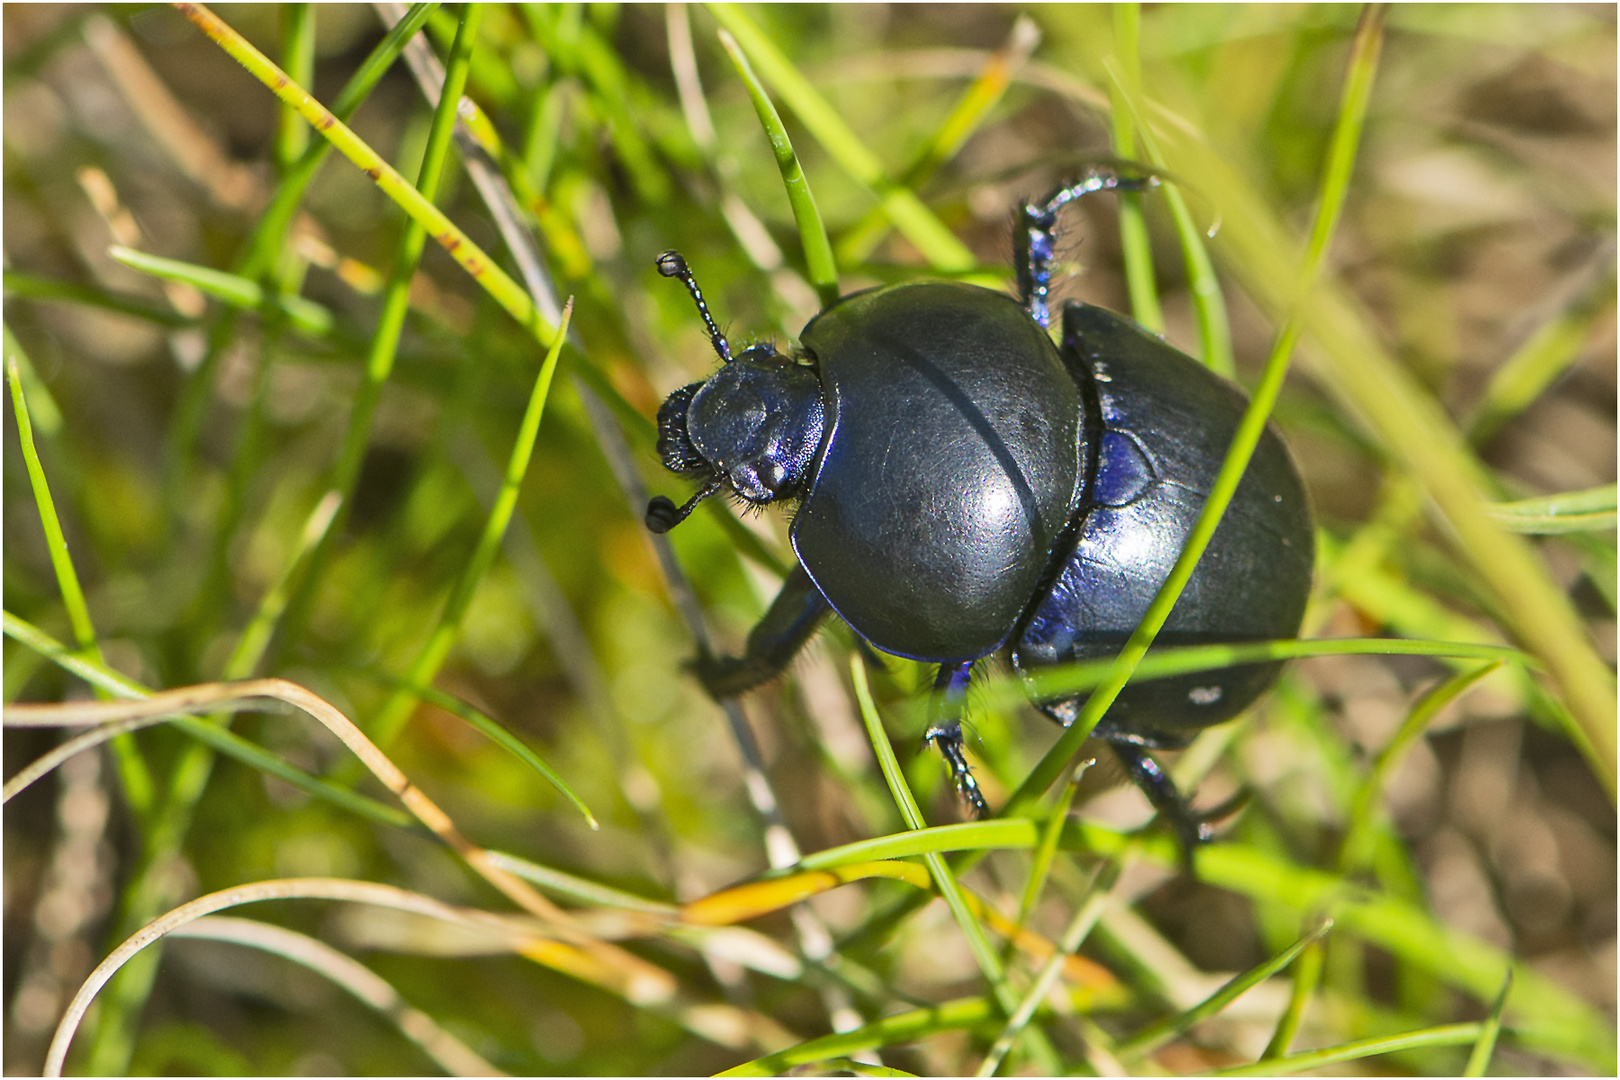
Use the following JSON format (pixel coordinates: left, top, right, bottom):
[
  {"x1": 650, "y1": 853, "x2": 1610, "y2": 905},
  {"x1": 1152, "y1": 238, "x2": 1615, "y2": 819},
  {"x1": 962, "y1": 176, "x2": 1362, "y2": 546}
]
[
  {"x1": 1123, "y1": 114, "x2": 1235, "y2": 375},
  {"x1": 834, "y1": 16, "x2": 1040, "y2": 268},
  {"x1": 707, "y1": 3, "x2": 976, "y2": 272},
  {"x1": 1464, "y1": 969, "x2": 1513, "y2": 1077},
  {"x1": 3, "y1": 271, "x2": 192, "y2": 327},
  {"x1": 1016, "y1": 761, "x2": 1089, "y2": 928},
  {"x1": 8, "y1": 358, "x2": 105, "y2": 661},
  {"x1": 848, "y1": 656, "x2": 1057, "y2": 1074},
  {"x1": 8, "y1": 354, "x2": 157, "y2": 817},
  {"x1": 1107, "y1": 6, "x2": 1164, "y2": 333},
  {"x1": 1262, "y1": 929, "x2": 1325, "y2": 1059},
  {"x1": 717, "y1": 995, "x2": 1001, "y2": 1077},
  {"x1": 1116, "y1": 917, "x2": 1333, "y2": 1061},
  {"x1": 716, "y1": 28, "x2": 838, "y2": 306},
  {"x1": 483, "y1": 850, "x2": 677, "y2": 914},
  {"x1": 275, "y1": 5, "x2": 316, "y2": 168},
  {"x1": 1212, "y1": 1022, "x2": 1480, "y2": 1076},
  {"x1": 2, "y1": 612, "x2": 146, "y2": 698},
  {"x1": 1486, "y1": 485, "x2": 1616, "y2": 534},
  {"x1": 1467, "y1": 269, "x2": 1614, "y2": 445},
  {"x1": 1339, "y1": 664, "x2": 1502, "y2": 873},
  {"x1": 793, "y1": 820, "x2": 1039, "y2": 871},
  {"x1": 173, "y1": 2, "x2": 555, "y2": 348},
  {"x1": 378, "y1": 676, "x2": 598, "y2": 830},
  {"x1": 106, "y1": 246, "x2": 335, "y2": 337},
  {"x1": 370, "y1": 298, "x2": 574, "y2": 747}
]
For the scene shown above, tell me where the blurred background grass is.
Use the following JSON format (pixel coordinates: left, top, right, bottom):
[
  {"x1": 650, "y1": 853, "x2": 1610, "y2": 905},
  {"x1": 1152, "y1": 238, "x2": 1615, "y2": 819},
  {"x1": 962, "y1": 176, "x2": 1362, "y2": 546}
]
[{"x1": 3, "y1": 3, "x2": 1614, "y2": 1075}]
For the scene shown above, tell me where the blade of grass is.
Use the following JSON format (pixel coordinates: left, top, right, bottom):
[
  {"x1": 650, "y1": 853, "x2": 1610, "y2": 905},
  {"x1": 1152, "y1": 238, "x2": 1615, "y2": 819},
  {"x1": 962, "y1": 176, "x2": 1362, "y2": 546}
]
[
  {"x1": 1211, "y1": 1022, "x2": 1480, "y2": 1077},
  {"x1": 977, "y1": 857, "x2": 1124, "y2": 1077},
  {"x1": 718, "y1": 969, "x2": 1130, "y2": 1079},
  {"x1": 834, "y1": 16, "x2": 1041, "y2": 268},
  {"x1": 1108, "y1": 5, "x2": 1164, "y2": 333},
  {"x1": 172, "y1": 2, "x2": 555, "y2": 347},
  {"x1": 1016, "y1": 760, "x2": 1090, "y2": 929},
  {"x1": 8, "y1": 355, "x2": 156, "y2": 819},
  {"x1": 1339, "y1": 664, "x2": 1502, "y2": 873},
  {"x1": 106, "y1": 246, "x2": 334, "y2": 337},
  {"x1": 848, "y1": 656, "x2": 1061, "y2": 1074},
  {"x1": 1113, "y1": 90, "x2": 1234, "y2": 376},
  {"x1": 274, "y1": 5, "x2": 315, "y2": 168},
  {"x1": 2, "y1": 271, "x2": 193, "y2": 327},
  {"x1": 375, "y1": 673, "x2": 598, "y2": 829},
  {"x1": 1464, "y1": 969, "x2": 1513, "y2": 1076},
  {"x1": 1262, "y1": 927, "x2": 1326, "y2": 1059},
  {"x1": 7, "y1": 358, "x2": 102, "y2": 664},
  {"x1": 707, "y1": 3, "x2": 977, "y2": 272},
  {"x1": 1116, "y1": 917, "x2": 1333, "y2": 1062},
  {"x1": 2, "y1": 611, "x2": 146, "y2": 698},
  {"x1": 716, "y1": 28, "x2": 838, "y2": 307},
  {"x1": 1467, "y1": 267, "x2": 1615, "y2": 445},
  {"x1": 1485, "y1": 485, "x2": 1616, "y2": 534},
  {"x1": 370, "y1": 299, "x2": 574, "y2": 747},
  {"x1": 274, "y1": 2, "x2": 486, "y2": 661}
]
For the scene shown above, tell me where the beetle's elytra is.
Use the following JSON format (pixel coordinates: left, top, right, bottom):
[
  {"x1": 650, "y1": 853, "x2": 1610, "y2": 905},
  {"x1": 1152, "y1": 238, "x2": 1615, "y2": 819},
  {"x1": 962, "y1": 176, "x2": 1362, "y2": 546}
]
[{"x1": 647, "y1": 169, "x2": 1313, "y2": 860}]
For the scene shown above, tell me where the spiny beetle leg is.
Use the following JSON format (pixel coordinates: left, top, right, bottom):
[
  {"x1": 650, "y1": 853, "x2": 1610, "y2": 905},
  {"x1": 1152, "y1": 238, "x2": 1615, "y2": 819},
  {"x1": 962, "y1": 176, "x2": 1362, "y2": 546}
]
[
  {"x1": 691, "y1": 563, "x2": 830, "y2": 700},
  {"x1": 1109, "y1": 741, "x2": 1221, "y2": 873},
  {"x1": 922, "y1": 660, "x2": 988, "y2": 818},
  {"x1": 1017, "y1": 165, "x2": 1159, "y2": 329}
]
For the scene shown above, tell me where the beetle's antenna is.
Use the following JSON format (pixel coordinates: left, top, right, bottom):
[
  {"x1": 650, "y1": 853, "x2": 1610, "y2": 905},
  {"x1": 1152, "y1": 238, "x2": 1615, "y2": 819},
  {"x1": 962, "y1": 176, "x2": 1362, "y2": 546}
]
[
  {"x1": 645, "y1": 477, "x2": 724, "y2": 534},
  {"x1": 657, "y1": 250, "x2": 733, "y2": 363}
]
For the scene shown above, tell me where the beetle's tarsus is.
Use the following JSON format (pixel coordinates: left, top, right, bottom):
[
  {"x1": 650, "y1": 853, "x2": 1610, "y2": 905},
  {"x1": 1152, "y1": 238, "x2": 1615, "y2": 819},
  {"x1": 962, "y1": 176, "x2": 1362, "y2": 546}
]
[
  {"x1": 923, "y1": 720, "x2": 990, "y2": 819},
  {"x1": 690, "y1": 652, "x2": 776, "y2": 699}
]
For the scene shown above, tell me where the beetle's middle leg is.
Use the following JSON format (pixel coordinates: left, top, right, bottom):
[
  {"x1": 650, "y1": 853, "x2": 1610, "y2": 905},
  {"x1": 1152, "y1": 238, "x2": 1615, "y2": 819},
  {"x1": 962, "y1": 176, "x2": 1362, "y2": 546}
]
[
  {"x1": 922, "y1": 660, "x2": 989, "y2": 818},
  {"x1": 693, "y1": 562, "x2": 831, "y2": 699},
  {"x1": 1016, "y1": 167, "x2": 1159, "y2": 329},
  {"x1": 1107, "y1": 741, "x2": 1218, "y2": 872}
]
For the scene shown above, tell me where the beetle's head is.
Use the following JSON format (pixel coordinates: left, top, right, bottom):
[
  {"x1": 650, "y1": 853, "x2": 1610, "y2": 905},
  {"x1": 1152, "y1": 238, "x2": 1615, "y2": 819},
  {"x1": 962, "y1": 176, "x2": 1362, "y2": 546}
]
[{"x1": 646, "y1": 253, "x2": 825, "y2": 534}]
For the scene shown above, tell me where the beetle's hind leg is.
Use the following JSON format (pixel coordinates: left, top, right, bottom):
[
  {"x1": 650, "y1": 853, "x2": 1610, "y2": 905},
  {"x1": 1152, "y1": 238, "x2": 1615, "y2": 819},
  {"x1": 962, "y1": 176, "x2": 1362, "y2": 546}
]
[
  {"x1": 1016, "y1": 167, "x2": 1159, "y2": 329},
  {"x1": 922, "y1": 660, "x2": 989, "y2": 818},
  {"x1": 1109, "y1": 742, "x2": 1246, "y2": 872},
  {"x1": 693, "y1": 563, "x2": 831, "y2": 699}
]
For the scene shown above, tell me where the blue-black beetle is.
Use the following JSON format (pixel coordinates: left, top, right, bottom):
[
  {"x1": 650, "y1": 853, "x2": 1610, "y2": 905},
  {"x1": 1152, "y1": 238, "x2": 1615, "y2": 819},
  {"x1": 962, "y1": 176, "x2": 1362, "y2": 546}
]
[{"x1": 645, "y1": 169, "x2": 1313, "y2": 856}]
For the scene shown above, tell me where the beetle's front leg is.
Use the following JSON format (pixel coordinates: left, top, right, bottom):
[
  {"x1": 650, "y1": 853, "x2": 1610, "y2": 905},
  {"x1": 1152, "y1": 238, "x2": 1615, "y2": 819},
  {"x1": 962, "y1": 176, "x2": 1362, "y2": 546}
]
[
  {"x1": 693, "y1": 562, "x2": 831, "y2": 699},
  {"x1": 922, "y1": 660, "x2": 989, "y2": 818}
]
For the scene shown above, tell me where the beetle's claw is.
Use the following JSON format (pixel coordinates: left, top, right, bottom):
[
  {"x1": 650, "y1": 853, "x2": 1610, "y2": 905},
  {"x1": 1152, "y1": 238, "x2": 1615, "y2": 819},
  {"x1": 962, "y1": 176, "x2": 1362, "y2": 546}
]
[{"x1": 923, "y1": 721, "x2": 990, "y2": 819}]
